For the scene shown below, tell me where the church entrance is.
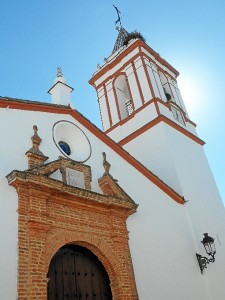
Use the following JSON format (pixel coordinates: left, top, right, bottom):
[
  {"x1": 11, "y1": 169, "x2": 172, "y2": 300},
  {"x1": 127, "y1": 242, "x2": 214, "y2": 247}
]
[{"x1": 47, "y1": 245, "x2": 112, "y2": 300}]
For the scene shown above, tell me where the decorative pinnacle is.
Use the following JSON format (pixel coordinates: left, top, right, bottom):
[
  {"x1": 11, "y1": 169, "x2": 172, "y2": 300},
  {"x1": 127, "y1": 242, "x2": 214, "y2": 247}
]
[
  {"x1": 102, "y1": 152, "x2": 111, "y2": 176},
  {"x1": 57, "y1": 66, "x2": 63, "y2": 77},
  {"x1": 28, "y1": 125, "x2": 44, "y2": 155}
]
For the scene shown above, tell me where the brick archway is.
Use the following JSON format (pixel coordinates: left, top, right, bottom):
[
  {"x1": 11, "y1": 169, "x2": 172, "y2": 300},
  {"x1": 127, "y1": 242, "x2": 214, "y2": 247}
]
[{"x1": 46, "y1": 230, "x2": 119, "y2": 298}]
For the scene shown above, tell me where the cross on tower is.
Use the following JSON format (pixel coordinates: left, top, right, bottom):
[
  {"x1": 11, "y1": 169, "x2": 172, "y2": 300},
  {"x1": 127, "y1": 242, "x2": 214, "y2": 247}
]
[{"x1": 113, "y1": 5, "x2": 122, "y2": 27}]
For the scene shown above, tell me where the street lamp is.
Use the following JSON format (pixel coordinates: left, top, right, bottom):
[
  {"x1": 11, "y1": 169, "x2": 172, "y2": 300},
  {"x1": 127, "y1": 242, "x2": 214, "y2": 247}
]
[{"x1": 196, "y1": 233, "x2": 216, "y2": 274}]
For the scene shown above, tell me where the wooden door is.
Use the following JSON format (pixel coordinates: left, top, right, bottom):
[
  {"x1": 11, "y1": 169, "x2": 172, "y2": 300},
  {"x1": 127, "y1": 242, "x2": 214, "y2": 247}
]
[{"x1": 47, "y1": 245, "x2": 112, "y2": 300}]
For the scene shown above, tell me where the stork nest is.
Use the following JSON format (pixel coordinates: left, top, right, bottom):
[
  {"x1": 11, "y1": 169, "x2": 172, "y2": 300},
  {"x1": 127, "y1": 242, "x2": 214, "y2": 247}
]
[{"x1": 123, "y1": 31, "x2": 146, "y2": 46}]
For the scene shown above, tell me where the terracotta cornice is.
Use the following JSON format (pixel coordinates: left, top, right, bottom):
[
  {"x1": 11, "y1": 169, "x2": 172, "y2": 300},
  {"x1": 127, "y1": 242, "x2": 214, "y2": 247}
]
[
  {"x1": 89, "y1": 39, "x2": 179, "y2": 85},
  {"x1": 105, "y1": 98, "x2": 197, "y2": 136},
  {"x1": 118, "y1": 115, "x2": 205, "y2": 147},
  {"x1": 7, "y1": 170, "x2": 137, "y2": 213}
]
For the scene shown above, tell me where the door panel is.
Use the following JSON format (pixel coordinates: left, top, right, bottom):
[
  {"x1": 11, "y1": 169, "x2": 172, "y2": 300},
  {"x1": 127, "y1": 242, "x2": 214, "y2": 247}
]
[{"x1": 48, "y1": 245, "x2": 112, "y2": 300}]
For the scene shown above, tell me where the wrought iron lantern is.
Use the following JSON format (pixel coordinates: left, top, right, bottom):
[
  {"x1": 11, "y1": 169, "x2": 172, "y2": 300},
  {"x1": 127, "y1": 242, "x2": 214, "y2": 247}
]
[{"x1": 196, "y1": 233, "x2": 216, "y2": 274}]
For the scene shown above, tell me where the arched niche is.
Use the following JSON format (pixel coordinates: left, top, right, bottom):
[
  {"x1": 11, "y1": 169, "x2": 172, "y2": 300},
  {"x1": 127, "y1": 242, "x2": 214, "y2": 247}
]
[
  {"x1": 158, "y1": 71, "x2": 173, "y2": 101},
  {"x1": 114, "y1": 74, "x2": 133, "y2": 120}
]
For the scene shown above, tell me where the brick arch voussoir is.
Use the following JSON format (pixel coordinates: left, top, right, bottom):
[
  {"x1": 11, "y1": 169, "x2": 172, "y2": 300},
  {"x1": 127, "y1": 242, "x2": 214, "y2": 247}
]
[{"x1": 46, "y1": 230, "x2": 119, "y2": 285}]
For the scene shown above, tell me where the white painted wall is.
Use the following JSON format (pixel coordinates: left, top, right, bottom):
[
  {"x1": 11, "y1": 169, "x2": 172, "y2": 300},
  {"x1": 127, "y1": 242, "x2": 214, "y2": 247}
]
[
  {"x1": 1, "y1": 104, "x2": 225, "y2": 300},
  {"x1": 107, "y1": 98, "x2": 197, "y2": 144},
  {"x1": 98, "y1": 88, "x2": 110, "y2": 131},
  {"x1": 105, "y1": 134, "x2": 225, "y2": 300},
  {"x1": 122, "y1": 123, "x2": 184, "y2": 195},
  {"x1": 157, "y1": 101, "x2": 198, "y2": 135},
  {"x1": 120, "y1": 121, "x2": 225, "y2": 299},
  {"x1": 106, "y1": 81, "x2": 120, "y2": 126},
  {"x1": 0, "y1": 175, "x2": 18, "y2": 299},
  {"x1": 108, "y1": 102, "x2": 158, "y2": 142}
]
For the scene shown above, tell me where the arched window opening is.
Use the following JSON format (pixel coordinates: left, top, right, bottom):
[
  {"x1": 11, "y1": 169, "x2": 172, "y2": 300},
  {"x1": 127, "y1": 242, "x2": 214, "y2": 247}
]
[
  {"x1": 159, "y1": 71, "x2": 173, "y2": 102},
  {"x1": 169, "y1": 102, "x2": 186, "y2": 126},
  {"x1": 114, "y1": 75, "x2": 133, "y2": 120},
  {"x1": 47, "y1": 245, "x2": 112, "y2": 300},
  {"x1": 170, "y1": 79, "x2": 184, "y2": 109}
]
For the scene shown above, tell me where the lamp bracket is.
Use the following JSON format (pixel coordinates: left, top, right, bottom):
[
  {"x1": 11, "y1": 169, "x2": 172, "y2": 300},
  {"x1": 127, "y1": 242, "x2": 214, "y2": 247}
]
[{"x1": 196, "y1": 253, "x2": 215, "y2": 274}]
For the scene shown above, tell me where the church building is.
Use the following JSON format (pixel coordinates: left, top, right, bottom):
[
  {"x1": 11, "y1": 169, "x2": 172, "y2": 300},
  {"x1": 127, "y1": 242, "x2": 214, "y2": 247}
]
[{"x1": 0, "y1": 27, "x2": 225, "y2": 300}]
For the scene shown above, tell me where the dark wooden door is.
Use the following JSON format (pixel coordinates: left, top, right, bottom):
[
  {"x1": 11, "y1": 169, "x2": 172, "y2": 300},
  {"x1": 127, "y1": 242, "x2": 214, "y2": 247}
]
[{"x1": 47, "y1": 245, "x2": 112, "y2": 300}]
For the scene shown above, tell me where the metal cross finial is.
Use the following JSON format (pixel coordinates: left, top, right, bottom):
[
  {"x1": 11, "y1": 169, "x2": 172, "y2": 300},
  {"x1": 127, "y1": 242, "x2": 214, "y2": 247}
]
[
  {"x1": 57, "y1": 66, "x2": 63, "y2": 77},
  {"x1": 113, "y1": 5, "x2": 122, "y2": 27}
]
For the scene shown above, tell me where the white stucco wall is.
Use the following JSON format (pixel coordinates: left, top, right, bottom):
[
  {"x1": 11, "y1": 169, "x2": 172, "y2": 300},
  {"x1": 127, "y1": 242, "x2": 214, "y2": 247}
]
[
  {"x1": 0, "y1": 175, "x2": 18, "y2": 299},
  {"x1": 98, "y1": 88, "x2": 110, "y2": 131},
  {"x1": 122, "y1": 123, "x2": 184, "y2": 195},
  {"x1": 108, "y1": 101, "x2": 158, "y2": 142},
  {"x1": 1, "y1": 103, "x2": 225, "y2": 300},
  {"x1": 120, "y1": 120, "x2": 225, "y2": 299}
]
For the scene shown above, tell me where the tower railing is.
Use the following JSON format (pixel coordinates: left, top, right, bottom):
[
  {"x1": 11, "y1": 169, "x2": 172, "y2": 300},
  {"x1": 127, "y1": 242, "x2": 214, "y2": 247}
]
[{"x1": 126, "y1": 101, "x2": 134, "y2": 115}]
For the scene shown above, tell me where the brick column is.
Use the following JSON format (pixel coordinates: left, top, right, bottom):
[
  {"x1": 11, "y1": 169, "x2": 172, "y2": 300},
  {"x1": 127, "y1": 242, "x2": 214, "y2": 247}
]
[{"x1": 17, "y1": 185, "x2": 50, "y2": 300}]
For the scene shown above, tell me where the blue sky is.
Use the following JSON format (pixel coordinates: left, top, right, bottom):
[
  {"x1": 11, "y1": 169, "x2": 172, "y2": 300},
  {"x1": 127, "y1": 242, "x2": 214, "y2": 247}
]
[{"x1": 0, "y1": 0, "x2": 224, "y2": 204}]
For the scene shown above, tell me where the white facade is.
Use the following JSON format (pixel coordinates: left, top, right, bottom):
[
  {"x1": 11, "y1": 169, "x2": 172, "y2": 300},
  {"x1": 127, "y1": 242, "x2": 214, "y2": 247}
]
[{"x1": 0, "y1": 32, "x2": 225, "y2": 300}]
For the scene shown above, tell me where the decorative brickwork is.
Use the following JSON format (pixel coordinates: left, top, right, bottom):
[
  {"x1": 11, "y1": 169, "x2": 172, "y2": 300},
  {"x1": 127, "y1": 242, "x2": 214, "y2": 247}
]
[
  {"x1": 25, "y1": 157, "x2": 92, "y2": 190},
  {"x1": 102, "y1": 152, "x2": 111, "y2": 175},
  {"x1": 99, "y1": 173, "x2": 134, "y2": 201},
  {"x1": 7, "y1": 158, "x2": 138, "y2": 300},
  {"x1": 26, "y1": 125, "x2": 49, "y2": 168},
  {"x1": 26, "y1": 152, "x2": 49, "y2": 169}
]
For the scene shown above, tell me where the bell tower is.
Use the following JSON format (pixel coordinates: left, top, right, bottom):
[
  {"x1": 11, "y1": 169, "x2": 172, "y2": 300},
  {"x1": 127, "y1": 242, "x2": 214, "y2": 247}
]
[
  {"x1": 89, "y1": 28, "x2": 193, "y2": 137},
  {"x1": 89, "y1": 28, "x2": 208, "y2": 195}
]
